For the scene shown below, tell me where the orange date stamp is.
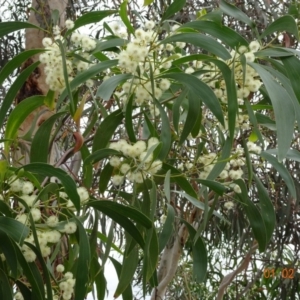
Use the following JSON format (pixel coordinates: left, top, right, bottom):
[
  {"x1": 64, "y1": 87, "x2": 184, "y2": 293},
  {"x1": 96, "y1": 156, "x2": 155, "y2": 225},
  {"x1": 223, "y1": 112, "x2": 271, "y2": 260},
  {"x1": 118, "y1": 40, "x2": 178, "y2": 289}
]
[{"x1": 263, "y1": 268, "x2": 295, "y2": 279}]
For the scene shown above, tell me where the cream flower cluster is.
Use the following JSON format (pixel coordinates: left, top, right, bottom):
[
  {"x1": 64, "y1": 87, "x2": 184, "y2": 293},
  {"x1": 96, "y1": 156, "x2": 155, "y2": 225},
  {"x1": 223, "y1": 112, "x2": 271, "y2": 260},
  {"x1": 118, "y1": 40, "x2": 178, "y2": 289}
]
[
  {"x1": 57, "y1": 271, "x2": 76, "y2": 300},
  {"x1": 114, "y1": 23, "x2": 188, "y2": 116},
  {"x1": 109, "y1": 137, "x2": 163, "y2": 184},
  {"x1": 39, "y1": 20, "x2": 96, "y2": 92},
  {"x1": 196, "y1": 147, "x2": 247, "y2": 193},
  {"x1": 6, "y1": 175, "x2": 87, "y2": 268}
]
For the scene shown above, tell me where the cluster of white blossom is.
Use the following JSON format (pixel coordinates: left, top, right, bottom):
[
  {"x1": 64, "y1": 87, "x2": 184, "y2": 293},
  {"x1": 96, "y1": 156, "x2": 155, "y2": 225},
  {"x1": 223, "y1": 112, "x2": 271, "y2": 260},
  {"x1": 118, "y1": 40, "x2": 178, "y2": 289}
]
[
  {"x1": 57, "y1": 271, "x2": 76, "y2": 300},
  {"x1": 113, "y1": 23, "x2": 187, "y2": 116},
  {"x1": 5, "y1": 175, "x2": 87, "y2": 269},
  {"x1": 109, "y1": 137, "x2": 163, "y2": 184},
  {"x1": 39, "y1": 19, "x2": 96, "y2": 92},
  {"x1": 224, "y1": 201, "x2": 235, "y2": 210}
]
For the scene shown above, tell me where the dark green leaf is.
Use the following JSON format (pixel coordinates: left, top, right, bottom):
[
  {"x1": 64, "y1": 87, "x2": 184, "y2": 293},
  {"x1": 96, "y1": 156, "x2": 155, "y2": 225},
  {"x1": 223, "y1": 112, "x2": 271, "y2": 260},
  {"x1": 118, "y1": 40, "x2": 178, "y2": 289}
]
[
  {"x1": 22, "y1": 163, "x2": 81, "y2": 210},
  {"x1": 58, "y1": 60, "x2": 118, "y2": 105},
  {"x1": 0, "y1": 217, "x2": 29, "y2": 243},
  {"x1": 99, "y1": 163, "x2": 113, "y2": 194},
  {"x1": 0, "y1": 49, "x2": 44, "y2": 87},
  {"x1": 84, "y1": 149, "x2": 121, "y2": 165},
  {"x1": 220, "y1": 0, "x2": 254, "y2": 27},
  {"x1": 250, "y1": 63, "x2": 295, "y2": 162},
  {"x1": 183, "y1": 221, "x2": 207, "y2": 282},
  {"x1": 162, "y1": 0, "x2": 186, "y2": 21},
  {"x1": 0, "y1": 22, "x2": 43, "y2": 38},
  {"x1": 120, "y1": 1, "x2": 135, "y2": 35},
  {"x1": 260, "y1": 152, "x2": 296, "y2": 198},
  {"x1": 255, "y1": 48, "x2": 294, "y2": 58},
  {"x1": 74, "y1": 220, "x2": 91, "y2": 300},
  {"x1": 96, "y1": 74, "x2": 133, "y2": 101},
  {"x1": 0, "y1": 61, "x2": 40, "y2": 130},
  {"x1": 161, "y1": 33, "x2": 231, "y2": 60},
  {"x1": 92, "y1": 109, "x2": 124, "y2": 152},
  {"x1": 179, "y1": 92, "x2": 201, "y2": 144},
  {"x1": 94, "y1": 38, "x2": 128, "y2": 52},
  {"x1": 235, "y1": 179, "x2": 267, "y2": 252},
  {"x1": 154, "y1": 99, "x2": 172, "y2": 160},
  {"x1": 161, "y1": 73, "x2": 224, "y2": 126},
  {"x1": 71, "y1": 11, "x2": 116, "y2": 31},
  {"x1": 109, "y1": 257, "x2": 133, "y2": 300},
  {"x1": 253, "y1": 174, "x2": 276, "y2": 246},
  {"x1": 260, "y1": 15, "x2": 299, "y2": 40},
  {"x1": 180, "y1": 20, "x2": 248, "y2": 48},
  {"x1": 0, "y1": 230, "x2": 18, "y2": 278},
  {"x1": 0, "y1": 268, "x2": 13, "y2": 300},
  {"x1": 158, "y1": 204, "x2": 175, "y2": 253},
  {"x1": 114, "y1": 243, "x2": 138, "y2": 297},
  {"x1": 30, "y1": 112, "x2": 66, "y2": 163},
  {"x1": 125, "y1": 94, "x2": 137, "y2": 143}
]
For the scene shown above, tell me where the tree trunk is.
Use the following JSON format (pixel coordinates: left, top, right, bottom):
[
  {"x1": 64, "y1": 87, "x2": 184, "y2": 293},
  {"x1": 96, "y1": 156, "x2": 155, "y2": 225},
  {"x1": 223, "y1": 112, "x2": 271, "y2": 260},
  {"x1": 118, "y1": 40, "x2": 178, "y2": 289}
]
[{"x1": 13, "y1": 0, "x2": 67, "y2": 167}]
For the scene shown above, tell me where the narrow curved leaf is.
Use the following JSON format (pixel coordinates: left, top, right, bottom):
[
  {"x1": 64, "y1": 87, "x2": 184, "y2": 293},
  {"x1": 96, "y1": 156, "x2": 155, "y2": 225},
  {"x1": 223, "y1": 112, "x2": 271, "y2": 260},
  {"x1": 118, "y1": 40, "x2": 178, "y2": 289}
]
[
  {"x1": 260, "y1": 15, "x2": 299, "y2": 40},
  {"x1": 161, "y1": 33, "x2": 231, "y2": 60},
  {"x1": 4, "y1": 95, "x2": 45, "y2": 153},
  {"x1": 87, "y1": 200, "x2": 152, "y2": 229},
  {"x1": 255, "y1": 48, "x2": 294, "y2": 58},
  {"x1": 84, "y1": 149, "x2": 121, "y2": 165},
  {"x1": 114, "y1": 243, "x2": 138, "y2": 297},
  {"x1": 0, "y1": 230, "x2": 18, "y2": 278},
  {"x1": 281, "y1": 56, "x2": 300, "y2": 104},
  {"x1": 109, "y1": 257, "x2": 133, "y2": 300},
  {"x1": 161, "y1": 73, "x2": 224, "y2": 126},
  {"x1": 180, "y1": 20, "x2": 248, "y2": 48},
  {"x1": 260, "y1": 151, "x2": 296, "y2": 199},
  {"x1": 154, "y1": 99, "x2": 171, "y2": 160},
  {"x1": 58, "y1": 60, "x2": 118, "y2": 105},
  {"x1": 120, "y1": 1, "x2": 135, "y2": 35},
  {"x1": 253, "y1": 174, "x2": 276, "y2": 245},
  {"x1": 176, "y1": 191, "x2": 229, "y2": 224},
  {"x1": 94, "y1": 38, "x2": 128, "y2": 52},
  {"x1": 179, "y1": 91, "x2": 201, "y2": 144},
  {"x1": 74, "y1": 220, "x2": 91, "y2": 300},
  {"x1": 220, "y1": 0, "x2": 254, "y2": 27},
  {"x1": 71, "y1": 11, "x2": 116, "y2": 32},
  {"x1": 235, "y1": 179, "x2": 267, "y2": 252},
  {"x1": 92, "y1": 109, "x2": 124, "y2": 152},
  {"x1": 162, "y1": 0, "x2": 186, "y2": 21},
  {"x1": 25, "y1": 243, "x2": 53, "y2": 300},
  {"x1": 250, "y1": 63, "x2": 295, "y2": 162},
  {"x1": 125, "y1": 94, "x2": 137, "y2": 143},
  {"x1": 0, "y1": 49, "x2": 44, "y2": 87},
  {"x1": 0, "y1": 216, "x2": 29, "y2": 243},
  {"x1": 0, "y1": 268, "x2": 13, "y2": 300},
  {"x1": 0, "y1": 22, "x2": 43, "y2": 38},
  {"x1": 0, "y1": 61, "x2": 40, "y2": 130},
  {"x1": 196, "y1": 179, "x2": 227, "y2": 195},
  {"x1": 96, "y1": 74, "x2": 132, "y2": 101},
  {"x1": 183, "y1": 221, "x2": 207, "y2": 282},
  {"x1": 162, "y1": 163, "x2": 198, "y2": 198},
  {"x1": 158, "y1": 204, "x2": 175, "y2": 253},
  {"x1": 30, "y1": 112, "x2": 66, "y2": 163},
  {"x1": 22, "y1": 163, "x2": 81, "y2": 210},
  {"x1": 99, "y1": 163, "x2": 114, "y2": 194}
]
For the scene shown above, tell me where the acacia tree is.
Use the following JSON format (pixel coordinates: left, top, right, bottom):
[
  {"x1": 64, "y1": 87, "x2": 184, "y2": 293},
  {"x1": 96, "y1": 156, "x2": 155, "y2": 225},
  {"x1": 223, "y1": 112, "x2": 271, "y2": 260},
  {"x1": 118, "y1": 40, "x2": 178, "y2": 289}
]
[{"x1": 0, "y1": 0, "x2": 300, "y2": 299}]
